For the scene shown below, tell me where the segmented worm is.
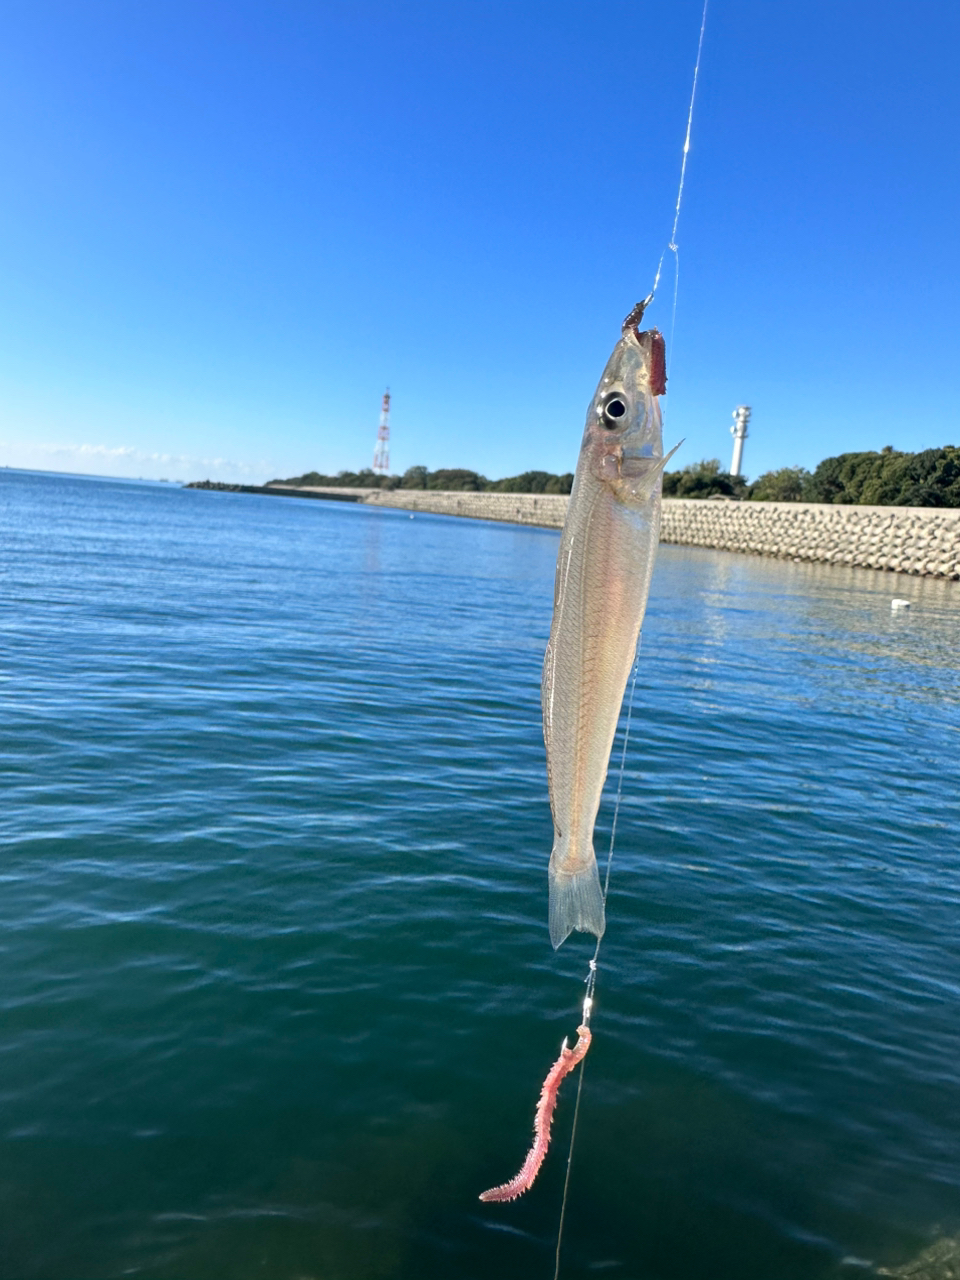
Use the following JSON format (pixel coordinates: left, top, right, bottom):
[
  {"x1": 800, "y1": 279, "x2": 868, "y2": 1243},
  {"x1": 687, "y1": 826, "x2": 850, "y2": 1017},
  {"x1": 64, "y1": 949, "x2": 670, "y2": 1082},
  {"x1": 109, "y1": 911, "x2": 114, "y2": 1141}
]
[{"x1": 479, "y1": 1024, "x2": 592, "y2": 1203}]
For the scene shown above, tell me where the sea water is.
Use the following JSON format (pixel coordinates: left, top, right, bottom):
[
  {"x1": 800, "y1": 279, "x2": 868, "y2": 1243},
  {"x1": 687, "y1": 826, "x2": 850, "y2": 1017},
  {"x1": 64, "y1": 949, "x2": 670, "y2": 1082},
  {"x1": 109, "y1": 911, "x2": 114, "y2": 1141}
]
[{"x1": 1, "y1": 467, "x2": 959, "y2": 1280}]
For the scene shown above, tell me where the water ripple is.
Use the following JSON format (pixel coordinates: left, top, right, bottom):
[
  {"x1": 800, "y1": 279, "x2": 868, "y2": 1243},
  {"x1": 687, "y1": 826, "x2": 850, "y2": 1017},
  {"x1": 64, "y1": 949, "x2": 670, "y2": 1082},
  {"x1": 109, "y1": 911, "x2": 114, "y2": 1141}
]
[{"x1": 1, "y1": 470, "x2": 959, "y2": 1279}]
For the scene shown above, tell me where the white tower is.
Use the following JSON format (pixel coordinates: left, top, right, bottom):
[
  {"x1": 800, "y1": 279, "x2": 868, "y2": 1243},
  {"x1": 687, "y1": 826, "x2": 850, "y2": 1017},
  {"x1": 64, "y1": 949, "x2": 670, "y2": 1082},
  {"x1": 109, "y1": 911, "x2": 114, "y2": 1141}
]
[{"x1": 730, "y1": 405, "x2": 751, "y2": 476}]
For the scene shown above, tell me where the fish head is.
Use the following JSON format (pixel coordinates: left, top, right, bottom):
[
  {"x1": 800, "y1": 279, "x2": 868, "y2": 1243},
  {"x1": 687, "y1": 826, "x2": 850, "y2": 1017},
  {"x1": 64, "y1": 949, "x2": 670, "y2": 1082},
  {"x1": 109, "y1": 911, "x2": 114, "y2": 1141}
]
[{"x1": 581, "y1": 326, "x2": 667, "y2": 504}]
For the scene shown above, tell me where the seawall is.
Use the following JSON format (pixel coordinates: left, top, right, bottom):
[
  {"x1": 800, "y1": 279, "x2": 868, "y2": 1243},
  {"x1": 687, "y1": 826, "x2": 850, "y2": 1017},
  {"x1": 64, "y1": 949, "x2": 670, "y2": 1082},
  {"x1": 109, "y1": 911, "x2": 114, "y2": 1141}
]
[
  {"x1": 357, "y1": 487, "x2": 570, "y2": 528},
  {"x1": 659, "y1": 499, "x2": 960, "y2": 578},
  {"x1": 263, "y1": 484, "x2": 570, "y2": 526},
  {"x1": 264, "y1": 485, "x2": 960, "y2": 579}
]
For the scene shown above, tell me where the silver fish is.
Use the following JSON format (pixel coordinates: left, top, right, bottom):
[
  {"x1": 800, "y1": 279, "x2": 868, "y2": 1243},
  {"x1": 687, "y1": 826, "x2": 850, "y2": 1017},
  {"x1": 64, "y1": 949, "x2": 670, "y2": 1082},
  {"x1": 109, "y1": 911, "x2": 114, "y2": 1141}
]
[{"x1": 542, "y1": 302, "x2": 678, "y2": 948}]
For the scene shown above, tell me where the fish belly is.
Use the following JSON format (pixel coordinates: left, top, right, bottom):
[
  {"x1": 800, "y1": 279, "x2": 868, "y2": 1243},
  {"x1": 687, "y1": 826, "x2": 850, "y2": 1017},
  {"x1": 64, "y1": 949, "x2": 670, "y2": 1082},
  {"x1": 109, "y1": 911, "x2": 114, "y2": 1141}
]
[{"x1": 542, "y1": 478, "x2": 658, "y2": 947}]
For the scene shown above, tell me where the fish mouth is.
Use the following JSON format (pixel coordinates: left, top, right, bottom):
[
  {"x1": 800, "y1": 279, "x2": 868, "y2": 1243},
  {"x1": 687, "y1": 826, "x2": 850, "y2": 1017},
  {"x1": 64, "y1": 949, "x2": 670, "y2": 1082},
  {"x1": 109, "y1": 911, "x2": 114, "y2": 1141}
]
[{"x1": 619, "y1": 302, "x2": 667, "y2": 396}]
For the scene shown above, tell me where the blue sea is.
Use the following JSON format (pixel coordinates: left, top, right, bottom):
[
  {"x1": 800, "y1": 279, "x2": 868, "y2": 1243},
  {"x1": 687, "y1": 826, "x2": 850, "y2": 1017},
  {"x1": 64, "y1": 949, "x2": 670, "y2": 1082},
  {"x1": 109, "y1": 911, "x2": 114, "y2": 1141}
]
[{"x1": 2, "y1": 467, "x2": 959, "y2": 1280}]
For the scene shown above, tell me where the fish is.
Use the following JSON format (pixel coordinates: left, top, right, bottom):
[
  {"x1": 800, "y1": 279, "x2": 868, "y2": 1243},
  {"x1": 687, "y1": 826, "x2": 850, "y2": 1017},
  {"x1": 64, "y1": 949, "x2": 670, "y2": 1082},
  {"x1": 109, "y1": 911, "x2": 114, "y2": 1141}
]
[{"x1": 542, "y1": 301, "x2": 679, "y2": 948}]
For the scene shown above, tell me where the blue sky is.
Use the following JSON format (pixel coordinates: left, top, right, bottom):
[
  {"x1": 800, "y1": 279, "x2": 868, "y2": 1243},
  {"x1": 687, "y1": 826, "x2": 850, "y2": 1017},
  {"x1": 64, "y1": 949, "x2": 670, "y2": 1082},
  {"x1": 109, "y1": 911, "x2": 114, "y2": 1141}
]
[{"x1": 0, "y1": 1, "x2": 957, "y2": 484}]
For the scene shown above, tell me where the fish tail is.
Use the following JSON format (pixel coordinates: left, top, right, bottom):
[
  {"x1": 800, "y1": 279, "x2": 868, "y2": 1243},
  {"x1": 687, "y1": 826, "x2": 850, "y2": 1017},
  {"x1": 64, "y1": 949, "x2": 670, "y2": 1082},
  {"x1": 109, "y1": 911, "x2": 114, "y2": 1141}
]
[{"x1": 548, "y1": 846, "x2": 606, "y2": 949}]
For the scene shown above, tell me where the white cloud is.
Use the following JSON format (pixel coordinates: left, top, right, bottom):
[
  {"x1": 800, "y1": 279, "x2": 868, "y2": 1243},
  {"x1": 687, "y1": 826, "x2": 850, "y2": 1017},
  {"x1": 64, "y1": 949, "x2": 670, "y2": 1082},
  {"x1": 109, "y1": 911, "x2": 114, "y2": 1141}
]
[{"x1": 0, "y1": 439, "x2": 275, "y2": 484}]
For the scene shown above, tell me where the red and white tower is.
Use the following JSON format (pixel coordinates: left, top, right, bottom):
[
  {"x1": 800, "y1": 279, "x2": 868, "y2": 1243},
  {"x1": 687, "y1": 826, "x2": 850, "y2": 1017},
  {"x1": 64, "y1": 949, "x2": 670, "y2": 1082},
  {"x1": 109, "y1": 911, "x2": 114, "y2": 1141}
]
[{"x1": 372, "y1": 390, "x2": 391, "y2": 475}]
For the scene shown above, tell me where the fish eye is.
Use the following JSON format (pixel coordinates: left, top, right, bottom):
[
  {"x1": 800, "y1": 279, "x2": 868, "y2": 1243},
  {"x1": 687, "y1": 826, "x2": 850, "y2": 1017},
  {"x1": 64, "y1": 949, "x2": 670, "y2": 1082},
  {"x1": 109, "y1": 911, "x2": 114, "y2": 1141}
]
[{"x1": 600, "y1": 395, "x2": 627, "y2": 428}]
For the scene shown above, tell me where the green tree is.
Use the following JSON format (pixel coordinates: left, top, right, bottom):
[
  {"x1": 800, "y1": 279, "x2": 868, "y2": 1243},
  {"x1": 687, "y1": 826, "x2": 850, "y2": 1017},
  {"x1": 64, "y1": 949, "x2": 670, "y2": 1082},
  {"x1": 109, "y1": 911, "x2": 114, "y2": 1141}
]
[
  {"x1": 401, "y1": 465, "x2": 429, "y2": 489},
  {"x1": 747, "y1": 466, "x2": 812, "y2": 502},
  {"x1": 489, "y1": 470, "x2": 574, "y2": 494},
  {"x1": 426, "y1": 468, "x2": 489, "y2": 491},
  {"x1": 663, "y1": 458, "x2": 747, "y2": 499},
  {"x1": 805, "y1": 446, "x2": 960, "y2": 506}
]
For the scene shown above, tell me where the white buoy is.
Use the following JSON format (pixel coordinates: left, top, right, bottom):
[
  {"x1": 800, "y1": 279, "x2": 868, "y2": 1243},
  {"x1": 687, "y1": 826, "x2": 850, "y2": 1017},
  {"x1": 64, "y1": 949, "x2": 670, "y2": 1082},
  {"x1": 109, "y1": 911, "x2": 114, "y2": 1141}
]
[{"x1": 891, "y1": 598, "x2": 911, "y2": 610}]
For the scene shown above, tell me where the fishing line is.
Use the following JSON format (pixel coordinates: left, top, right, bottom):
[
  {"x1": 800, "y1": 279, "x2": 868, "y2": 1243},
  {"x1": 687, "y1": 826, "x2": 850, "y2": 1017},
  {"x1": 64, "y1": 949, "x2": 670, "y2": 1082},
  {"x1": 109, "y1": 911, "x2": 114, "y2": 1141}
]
[
  {"x1": 661, "y1": 0, "x2": 708, "y2": 387},
  {"x1": 552, "y1": 656, "x2": 640, "y2": 1280},
  {"x1": 649, "y1": 0, "x2": 709, "y2": 312}
]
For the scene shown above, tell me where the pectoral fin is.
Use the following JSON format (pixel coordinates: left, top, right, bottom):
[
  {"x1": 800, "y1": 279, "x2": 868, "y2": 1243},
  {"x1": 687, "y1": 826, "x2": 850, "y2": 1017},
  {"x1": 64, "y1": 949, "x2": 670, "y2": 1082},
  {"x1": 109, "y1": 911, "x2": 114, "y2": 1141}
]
[
  {"x1": 619, "y1": 439, "x2": 684, "y2": 503},
  {"x1": 657, "y1": 439, "x2": 683, "y2": 473}
]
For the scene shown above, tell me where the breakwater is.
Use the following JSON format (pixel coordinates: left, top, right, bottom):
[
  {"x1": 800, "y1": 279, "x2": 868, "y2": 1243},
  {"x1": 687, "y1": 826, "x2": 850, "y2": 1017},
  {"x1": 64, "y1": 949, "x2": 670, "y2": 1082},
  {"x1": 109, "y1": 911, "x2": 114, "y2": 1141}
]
[
  {"x1": 209, "y1": 484, "x2": 960, "y2": 579},
  {"x1": 658, "y1": 498, "x2": 960, "y2": 579},
  {"x1": 356, "y1": 486, "x2": 570, "y2": 528},
  {"x1": 188, "y1": 480, "x2": 366, "y2": 502}
]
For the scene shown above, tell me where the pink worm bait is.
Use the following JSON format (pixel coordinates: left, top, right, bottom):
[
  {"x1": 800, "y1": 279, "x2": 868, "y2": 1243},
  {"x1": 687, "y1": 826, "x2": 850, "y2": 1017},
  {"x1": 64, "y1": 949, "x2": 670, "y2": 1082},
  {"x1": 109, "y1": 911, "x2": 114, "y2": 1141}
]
[{"x1": 479, "y1": 1024, "x2": 592, "y2": 1203}]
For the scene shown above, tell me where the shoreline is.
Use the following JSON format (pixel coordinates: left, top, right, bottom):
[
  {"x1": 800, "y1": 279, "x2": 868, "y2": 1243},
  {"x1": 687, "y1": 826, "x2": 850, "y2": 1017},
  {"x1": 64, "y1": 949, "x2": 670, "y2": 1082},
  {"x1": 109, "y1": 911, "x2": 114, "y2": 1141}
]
[{"x1": 185, "y1": 482, "x2": 960, "y2": 580}]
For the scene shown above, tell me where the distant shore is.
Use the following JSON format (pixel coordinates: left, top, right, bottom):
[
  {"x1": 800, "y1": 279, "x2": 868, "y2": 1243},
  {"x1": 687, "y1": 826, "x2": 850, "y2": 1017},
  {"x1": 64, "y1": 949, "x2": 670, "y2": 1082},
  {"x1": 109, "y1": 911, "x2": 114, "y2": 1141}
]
[
  {"x1": 186, "y1": 480, "x2": 368, "y2": 503},
  {"x1": 185, "y1": 481, "x2": 960, "y2": 578}
]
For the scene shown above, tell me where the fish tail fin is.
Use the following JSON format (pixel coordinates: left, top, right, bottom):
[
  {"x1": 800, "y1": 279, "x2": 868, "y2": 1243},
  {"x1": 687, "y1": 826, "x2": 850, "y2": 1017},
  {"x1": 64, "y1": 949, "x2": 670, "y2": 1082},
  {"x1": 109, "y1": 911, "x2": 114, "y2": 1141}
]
[{"x1": 548, "y1": 849, "x2": 606, "y2": 949}]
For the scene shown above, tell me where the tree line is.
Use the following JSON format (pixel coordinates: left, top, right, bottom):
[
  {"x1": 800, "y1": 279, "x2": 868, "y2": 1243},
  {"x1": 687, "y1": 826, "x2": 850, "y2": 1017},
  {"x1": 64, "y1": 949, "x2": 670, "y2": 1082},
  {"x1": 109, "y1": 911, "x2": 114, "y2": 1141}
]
[
  {"x1": 275, "y1": 444, "x2": 960, "y2": 506},
  {"x1": 664, "y1": 445, "x2": 960, "y2": 506},
  {"x1": 272, "y1": 466, "x2": 575, "y2": 494}
]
